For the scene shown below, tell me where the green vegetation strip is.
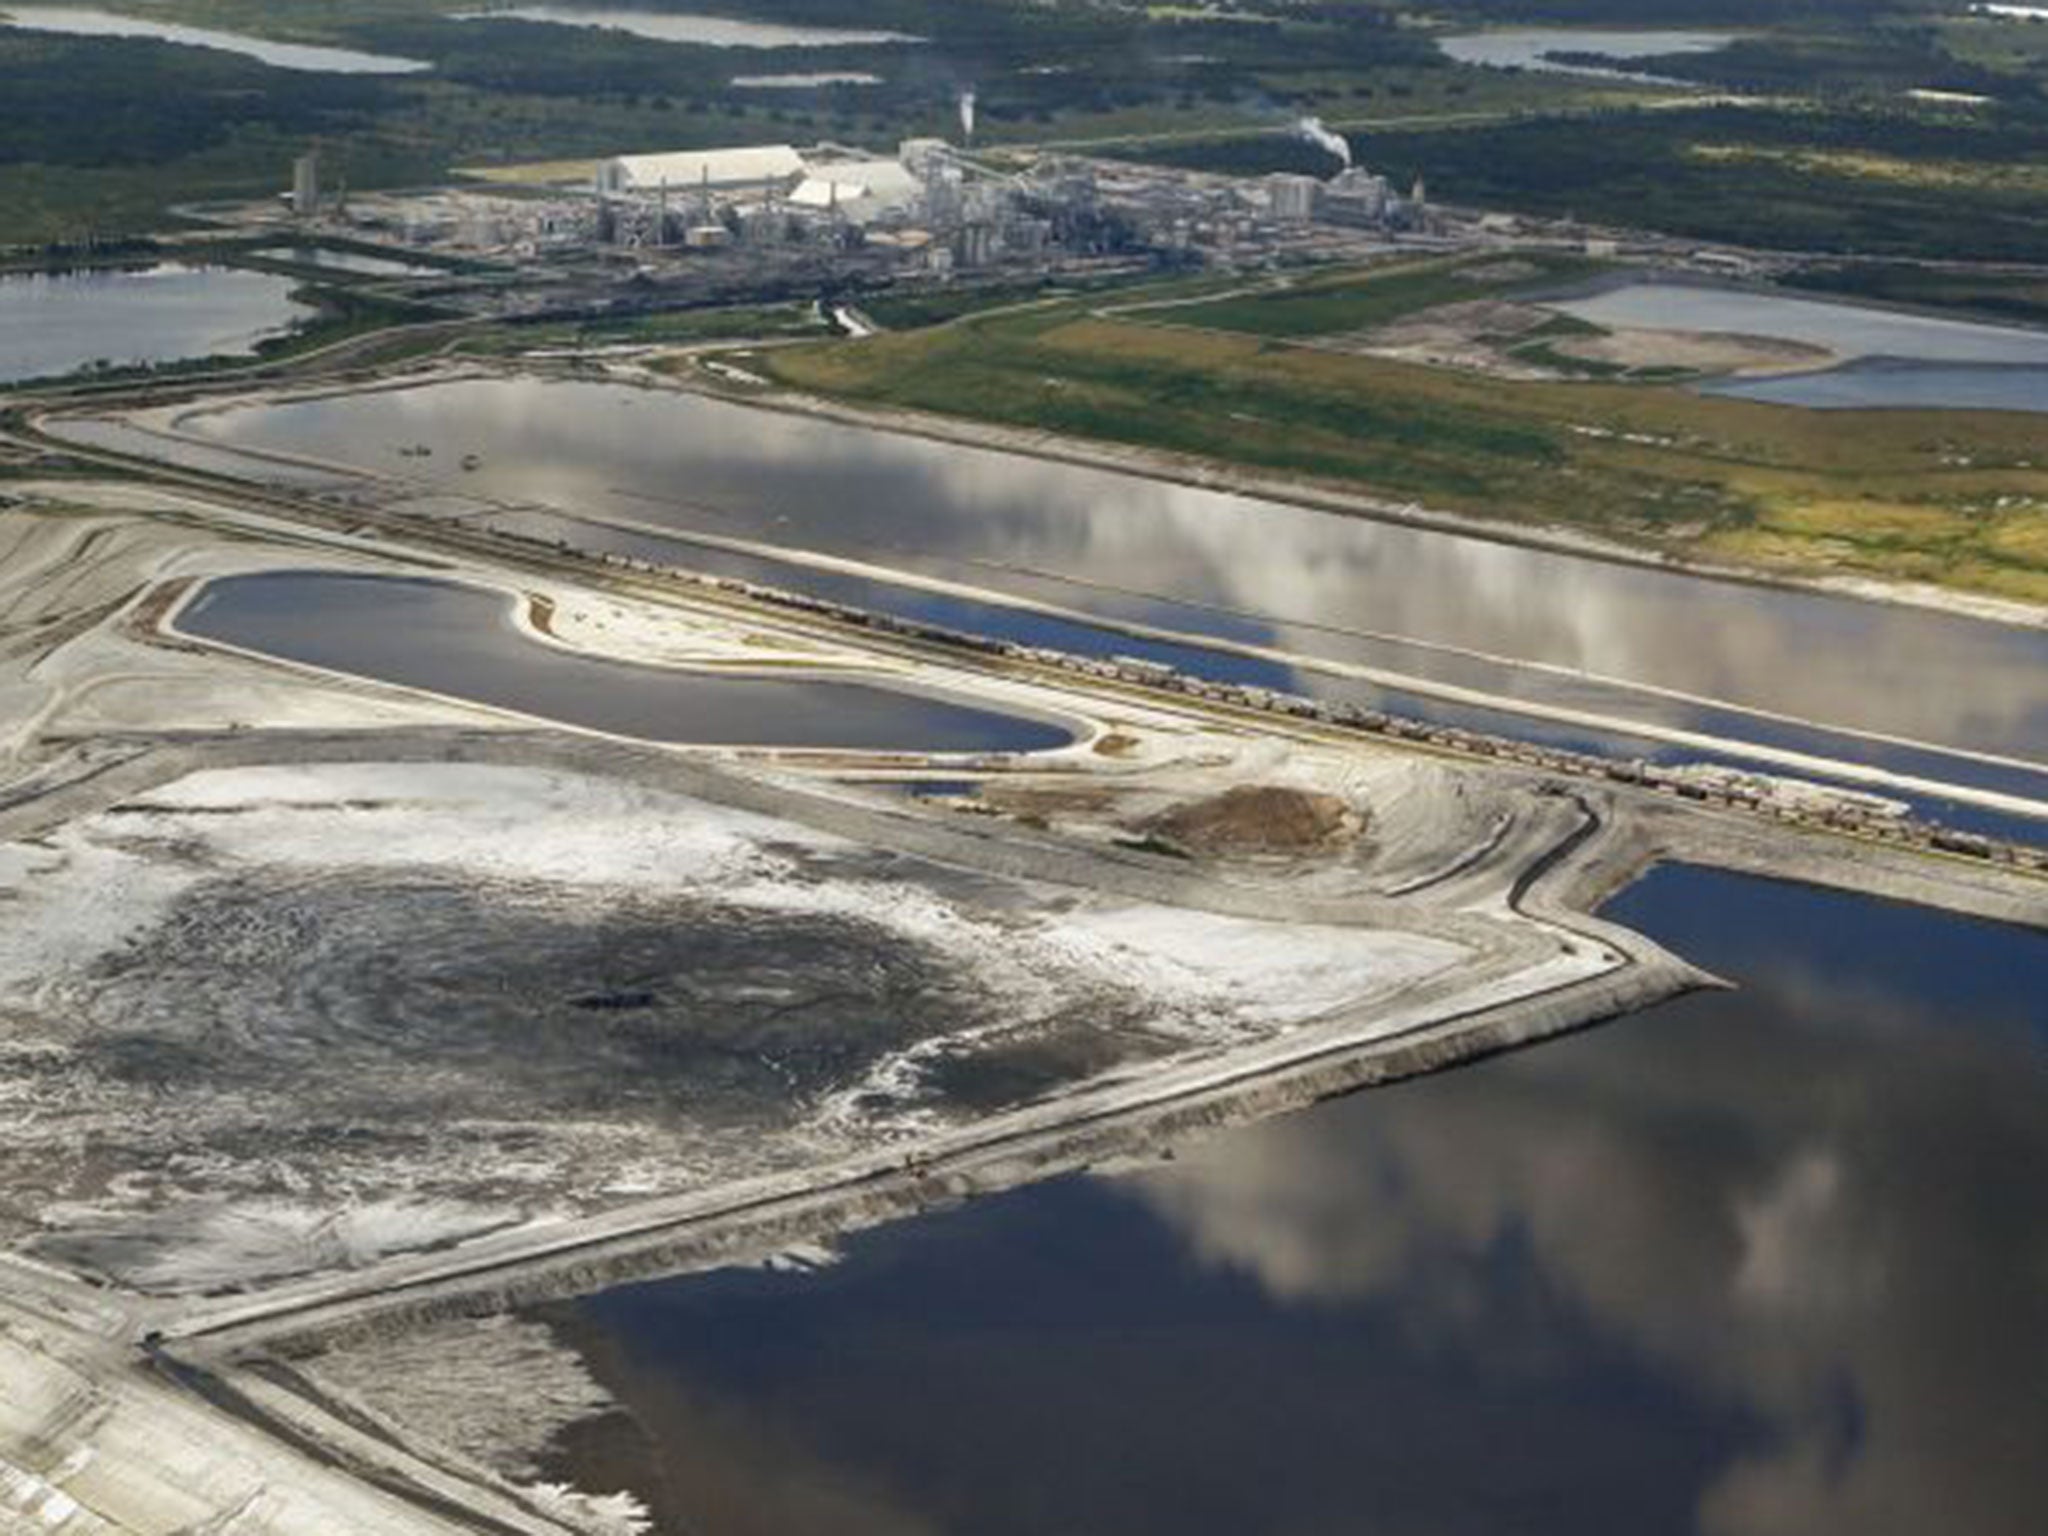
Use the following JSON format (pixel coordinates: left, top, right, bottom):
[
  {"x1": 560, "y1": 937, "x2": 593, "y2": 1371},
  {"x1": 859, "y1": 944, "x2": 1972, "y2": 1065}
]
[
  {"x1": 1145, "y1": 251, "x2": 1605, "y2": 338},
  {"x1": 757, "y1": 269, "x2": 2048, "y2": 607}
]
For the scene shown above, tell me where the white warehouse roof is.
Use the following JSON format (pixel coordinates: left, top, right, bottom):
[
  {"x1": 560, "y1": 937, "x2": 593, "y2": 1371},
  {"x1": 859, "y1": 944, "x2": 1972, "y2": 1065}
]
[
  {"x1": 805, "y1": 158, "x2": 921, "y2": 198},
  {"x1": 598, "y1": 144, "x2": 805, "y2": 194},
  {"x1": 787, "y1": 158, "x2": 922, "y2": 223}
]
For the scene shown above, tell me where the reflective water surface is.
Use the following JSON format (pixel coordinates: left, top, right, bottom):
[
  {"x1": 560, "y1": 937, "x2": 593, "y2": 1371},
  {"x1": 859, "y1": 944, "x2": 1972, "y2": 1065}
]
[
  {"x1": 0, "y1": 6, "x2": 429, "y2": 71},
  {"x1": 545, "y1": 868, "x2": 2048, "y2": 1536},
  {"x1": 1551, "y1": 281, "x2": 2048, "y2": 368},
  {"x1": 176, "y1": 571, "x2": 1075, "y2": 753},
  {"x1": 0, "y1": 264, "x2": 312, "y2": 383},
  {"x1": 730, "y1": 71, "x2": 883, "y2": 88},
  {"x1": 459, "y1": 6, "x2": 919, "y2": 47},
  {"x1": 1551, "y1": 280, "x2": 2048, "y2": 411},
  {"x1": 1707, "y1": 357, "x2": 2048, "y2": 413},
  {"x1": 184, "y1": 379, "x2": 2048, "y2": 780},
  {"x1": 476, "y1": 505, "x2": 2048, "y2": 840},
  {"x1": 1437, "y1": 28, "x2": 1734, "y2": 83}
]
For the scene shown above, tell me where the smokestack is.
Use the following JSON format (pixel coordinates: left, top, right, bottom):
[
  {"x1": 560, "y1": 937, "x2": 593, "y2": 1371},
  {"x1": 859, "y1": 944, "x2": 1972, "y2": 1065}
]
[
  {"x1": 959, "y1": 87, "x2": 976, "y2": 145},
  {"x1": 1294, "y1": 116, "x2": 1351, "y2": 171}
]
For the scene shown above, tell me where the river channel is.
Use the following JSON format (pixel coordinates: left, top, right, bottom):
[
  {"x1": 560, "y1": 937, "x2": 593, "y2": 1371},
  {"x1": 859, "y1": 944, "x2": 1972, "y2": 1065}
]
[{"x1": 538, "y1": 865, "x2": 2048, "y2": 1536}]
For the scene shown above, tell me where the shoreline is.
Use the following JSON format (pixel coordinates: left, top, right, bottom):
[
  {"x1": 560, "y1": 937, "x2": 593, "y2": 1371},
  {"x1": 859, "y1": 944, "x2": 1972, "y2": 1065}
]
[
  {"x1": 669, "y1": 365, "x2": 2048, "y2": 633},
  {"x1": 0, "y1": 726, "x2": 1663, "y2": 1351},
  {"x1": 31, "y1": 353, "x2": 2048, "y2": 634},
  {"x1": 4, "y1": 491, "x2": 2045, "y2": 1535}
]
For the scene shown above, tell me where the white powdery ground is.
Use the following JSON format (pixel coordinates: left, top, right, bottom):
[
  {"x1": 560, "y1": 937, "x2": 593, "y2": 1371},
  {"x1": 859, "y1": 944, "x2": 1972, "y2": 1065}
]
[
  {"x1": 84, "y1": 762, "x2": 1463, "y2": 1027},
  {"x1": 304, "y1": 1315, "x2": 653, "y2": 1534},
  {"x1": 0, "y1": 762, "x2": 1465, "y2": 1292},
  {"x1": 21, "y1": 1199, "x2": 524, "y2": 1298}
]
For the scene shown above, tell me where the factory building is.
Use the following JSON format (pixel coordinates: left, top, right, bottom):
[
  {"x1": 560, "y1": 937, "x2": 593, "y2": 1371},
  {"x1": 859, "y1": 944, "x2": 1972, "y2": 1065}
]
[
  {"x1": 369, "y1": 125, "x2": 1420, "y2": 276},
  {"x1": 587, "y1": 137, "x2": 1040, "y2": 260},
  {"x1": 1318, "y1": 167, "x2": 1391, "y2": 226},
  {"x1": 1265, "y1": 173, "x2": 1319, "y2": 223},
  {"x1": 897, "y1": 138, "x2": 952, "y2": 179},
  {"x1": 786, "y1": 157, "x2": 923, "y2": 226},
  {"x1": 292, "y1": 153, "x2": 321, "y2": 218},
  {"x1": 595, "y1": 144, "x2": 806, "y2": 197}
]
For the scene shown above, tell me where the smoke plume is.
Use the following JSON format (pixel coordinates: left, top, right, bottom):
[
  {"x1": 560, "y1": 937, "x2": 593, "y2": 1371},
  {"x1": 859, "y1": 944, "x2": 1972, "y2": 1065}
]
[
  {"x1": 959, "y1": 87, "x2": 976, "y2": 143},
  {"x1": 1294, "y1": 116, "x2": 1351, "y2": 170}
]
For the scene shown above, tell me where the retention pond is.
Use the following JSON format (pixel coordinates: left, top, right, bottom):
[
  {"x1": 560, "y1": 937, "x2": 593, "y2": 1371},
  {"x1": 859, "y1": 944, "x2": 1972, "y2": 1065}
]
[
  {"x1": 176, "y1": 378, "x2": 2048, "y2": 817},
  {"x1": 1547, "y1": 279, "x2": 2048, "y2": 412},
  {"x1": 174, "y1": 571, "x2": 1075, "y2": 753},
  {"x1": 539, "y1": 866, "x2": 2048, "y2": 1536},
  {"x1": 1436, "y1": 28, "x2": 1734, "y2": 83},
  {"x1": 455, "y1": 7, "x2": 920, "y2": 48},
  {"x1": 0, "y1": 6, "x2": 429, "y2": 71},
  {"x1": 0, "y1": 265, "x2": 312, "y2": 384}
]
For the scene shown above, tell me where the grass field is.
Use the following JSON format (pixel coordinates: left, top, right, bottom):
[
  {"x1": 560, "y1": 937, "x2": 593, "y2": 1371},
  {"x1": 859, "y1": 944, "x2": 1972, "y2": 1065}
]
[
  {"x1": 862, "y1": 271, "x2": 1185, "y2": 331},
  {"x1": 447, "y1": 304, "x2": 832, "y2": 357},
  {"x1": 1129, "y1": 251, "x2": 1607, "y2": 338},
  {"x1": 758, "y1": 279, "x2": 2048, "y2": 606}
]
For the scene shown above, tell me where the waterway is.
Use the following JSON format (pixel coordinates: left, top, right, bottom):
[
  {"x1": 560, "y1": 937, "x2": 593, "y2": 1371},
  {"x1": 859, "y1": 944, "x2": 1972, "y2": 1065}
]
[
  {"x1": 177, "y1": 379, "x2": 2048, "y2": 809},
  {"x1": 475, "y1": 506, "x2": 2048, "y2": 841},
  {"x1": 541, "y1": 867, "x2": 2048, "y2": 1536},
  {"x1": 0, "y1": 6, "x2": 429, "y2": 71},
  {"x1": 0, "y1": 264, "x2": 312, "y2": 384},
  {"x1": 1436, "y1": 28, "x2": 1734, "y2": 84},
  {"x1": 457, "y1": 6, "x2": 920, "y2": 48},
  {"x1": 174, "y1": 571, "x2": 1075, "y2": 753}
]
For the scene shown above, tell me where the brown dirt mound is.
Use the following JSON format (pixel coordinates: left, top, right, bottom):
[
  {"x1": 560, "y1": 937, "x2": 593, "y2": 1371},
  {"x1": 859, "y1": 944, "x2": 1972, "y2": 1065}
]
[{"x1": 1143, "y1": 785, "x2": 1360, "y2": 857}]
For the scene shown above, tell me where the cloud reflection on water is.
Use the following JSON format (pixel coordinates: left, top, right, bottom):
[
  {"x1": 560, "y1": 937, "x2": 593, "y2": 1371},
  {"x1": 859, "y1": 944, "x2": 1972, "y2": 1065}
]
[
  {"x1": 543, "y1": 874, "x2": 2045, "y2": 1536},
  {"x1": 1129, "y1": 926, "x2": 2047, "y2": 1536},
  {"x1": 204, "y1": 379, "x2": 2048, "y2": 761}
]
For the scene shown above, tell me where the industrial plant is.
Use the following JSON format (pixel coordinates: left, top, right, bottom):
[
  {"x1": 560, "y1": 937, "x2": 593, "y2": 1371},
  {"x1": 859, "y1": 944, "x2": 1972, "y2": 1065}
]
[{"x1": 257, "y1": 111, "x2": 1458, "y2": 324}]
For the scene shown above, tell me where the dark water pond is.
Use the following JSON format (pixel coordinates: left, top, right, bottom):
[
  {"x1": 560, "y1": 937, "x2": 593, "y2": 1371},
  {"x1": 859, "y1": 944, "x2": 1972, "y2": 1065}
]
[
  {"x1": 544, "y1": 867, "x2": 2048, "y2": 1536},
  {"x1": 175, "y1": 571, "x2": 1074, "y2": 753}
]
